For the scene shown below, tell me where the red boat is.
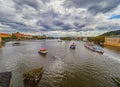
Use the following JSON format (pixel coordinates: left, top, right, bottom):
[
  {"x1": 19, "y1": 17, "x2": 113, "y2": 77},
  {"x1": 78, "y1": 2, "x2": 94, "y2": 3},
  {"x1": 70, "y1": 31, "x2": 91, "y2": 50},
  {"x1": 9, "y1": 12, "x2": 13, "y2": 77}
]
[{"x1": 38, "y1": 48, "x2": 47, "y2": 54}]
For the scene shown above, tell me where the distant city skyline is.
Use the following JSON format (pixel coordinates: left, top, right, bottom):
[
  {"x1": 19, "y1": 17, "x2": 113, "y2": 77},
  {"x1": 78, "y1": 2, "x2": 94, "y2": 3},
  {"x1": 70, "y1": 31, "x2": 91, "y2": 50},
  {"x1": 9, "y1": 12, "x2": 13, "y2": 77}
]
[{"x1": 0, "y1": 0, "x2": 120, "y2": 37}]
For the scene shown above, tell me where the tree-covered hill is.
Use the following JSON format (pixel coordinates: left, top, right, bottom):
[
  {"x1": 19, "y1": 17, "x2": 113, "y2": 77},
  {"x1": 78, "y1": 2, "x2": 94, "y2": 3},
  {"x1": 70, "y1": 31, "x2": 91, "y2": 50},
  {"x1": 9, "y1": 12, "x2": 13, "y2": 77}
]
[{"x1": 101, "y1": 30, "x2": 120, "y2": 36}]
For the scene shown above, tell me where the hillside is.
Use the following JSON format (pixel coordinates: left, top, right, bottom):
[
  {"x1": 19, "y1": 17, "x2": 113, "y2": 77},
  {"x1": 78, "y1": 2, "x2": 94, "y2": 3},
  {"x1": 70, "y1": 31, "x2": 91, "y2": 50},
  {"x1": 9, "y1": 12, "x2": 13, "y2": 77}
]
[{"x1": 101, "y1": 30, "x2": 120, "y2": 36}]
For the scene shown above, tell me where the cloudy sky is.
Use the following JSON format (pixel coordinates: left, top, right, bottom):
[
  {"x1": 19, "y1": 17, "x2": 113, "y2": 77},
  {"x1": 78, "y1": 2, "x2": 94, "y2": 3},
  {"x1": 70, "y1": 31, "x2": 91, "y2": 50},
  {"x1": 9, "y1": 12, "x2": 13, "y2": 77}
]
[{"x1": 0, "y1": 0, "x2": 120, "y2": 37}]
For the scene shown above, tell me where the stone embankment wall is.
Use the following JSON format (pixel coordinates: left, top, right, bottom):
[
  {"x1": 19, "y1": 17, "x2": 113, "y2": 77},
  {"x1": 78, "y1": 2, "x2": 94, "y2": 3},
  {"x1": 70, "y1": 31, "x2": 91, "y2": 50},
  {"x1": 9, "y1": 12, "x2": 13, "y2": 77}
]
[{"x1": 104, "y1": 37, "x2": 120, "y2": 46}]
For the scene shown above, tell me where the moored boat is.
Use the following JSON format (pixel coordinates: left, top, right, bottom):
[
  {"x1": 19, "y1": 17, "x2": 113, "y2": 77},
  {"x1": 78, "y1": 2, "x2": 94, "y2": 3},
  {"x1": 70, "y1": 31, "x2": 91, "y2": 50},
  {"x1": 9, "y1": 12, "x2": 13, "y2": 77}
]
[{"x1": 13, "y1": 42, "x2": 20, "y2": 45}]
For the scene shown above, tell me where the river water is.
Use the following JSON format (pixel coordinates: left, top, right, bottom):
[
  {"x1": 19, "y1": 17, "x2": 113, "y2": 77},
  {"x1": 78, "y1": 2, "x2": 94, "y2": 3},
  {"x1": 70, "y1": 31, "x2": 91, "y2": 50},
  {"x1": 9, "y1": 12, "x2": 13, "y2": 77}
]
[{"x1": 0, "y1": 40, "x2": 120, "y2": 87}]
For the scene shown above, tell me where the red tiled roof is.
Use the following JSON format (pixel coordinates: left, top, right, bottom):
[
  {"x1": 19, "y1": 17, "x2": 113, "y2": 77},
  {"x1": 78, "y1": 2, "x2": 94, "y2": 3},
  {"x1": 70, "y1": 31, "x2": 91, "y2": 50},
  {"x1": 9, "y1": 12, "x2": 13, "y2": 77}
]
[{"x1": 0, "y1": 33, "x2": 11, "y2": 36}]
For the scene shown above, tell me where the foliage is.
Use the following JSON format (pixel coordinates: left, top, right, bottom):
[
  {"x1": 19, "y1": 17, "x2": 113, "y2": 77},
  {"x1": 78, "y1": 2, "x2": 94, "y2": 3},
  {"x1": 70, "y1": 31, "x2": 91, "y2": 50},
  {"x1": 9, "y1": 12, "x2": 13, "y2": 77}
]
[
  {"x1": 101, "y1": 30, "x2": 120, "y2": 36},
  {"x1": 1, "y1": 37, "x2": 13, "y2": 42},
  {"x1": 11, "y1": 34, "x2": 17, "y2": 39},
  {"x1": 32, "y1": 35, "x2": 46, "y2": 39},
  {"x1": 60, "y1": 37, "x2": 72, "y2": 40},
  {"x1": 88, "y1": 36, "x2": 105, "y2": 44},
  {"x1": 46, "y1": 37, "x2": 54, "y2": 39}
]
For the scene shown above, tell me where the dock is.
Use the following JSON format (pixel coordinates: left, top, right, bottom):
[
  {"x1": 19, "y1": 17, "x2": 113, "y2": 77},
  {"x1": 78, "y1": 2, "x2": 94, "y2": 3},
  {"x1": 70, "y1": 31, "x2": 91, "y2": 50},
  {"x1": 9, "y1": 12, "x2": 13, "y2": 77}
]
[
  {"x1": 0, "y1": 72, "x2": 12, "y2": 87},
  {"x1": 23, "y1": 67, "x2": 43, "y2": 87}
]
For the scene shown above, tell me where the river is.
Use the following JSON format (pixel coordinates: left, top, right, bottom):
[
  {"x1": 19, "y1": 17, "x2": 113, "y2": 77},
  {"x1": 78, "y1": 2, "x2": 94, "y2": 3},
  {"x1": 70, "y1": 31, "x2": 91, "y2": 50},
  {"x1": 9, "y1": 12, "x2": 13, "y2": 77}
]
[{"x1": 0, "y1": 40, "x2": 120, "y2": 87}]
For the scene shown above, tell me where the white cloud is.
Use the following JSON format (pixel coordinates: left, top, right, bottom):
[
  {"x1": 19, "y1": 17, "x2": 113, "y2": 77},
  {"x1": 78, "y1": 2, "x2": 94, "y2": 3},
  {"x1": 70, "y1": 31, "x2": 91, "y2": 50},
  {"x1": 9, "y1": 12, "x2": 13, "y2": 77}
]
[
  {"x1": 0, "y1": 0, "x2": 120, "y2": 36},
  {"x1": 0, "y1": 23, "x2": 10, "y2": 28}
]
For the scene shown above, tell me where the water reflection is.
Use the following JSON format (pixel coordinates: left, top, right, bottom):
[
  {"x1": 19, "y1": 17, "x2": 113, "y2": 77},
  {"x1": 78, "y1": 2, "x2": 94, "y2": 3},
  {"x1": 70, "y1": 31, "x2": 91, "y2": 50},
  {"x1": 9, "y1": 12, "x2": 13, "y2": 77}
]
[
  {"x1": 104, "y1": 45, "x2": 120, "y2": 53},
  {"x1": 0, "y1": 43, "x2": 2, "y2": 48},
  {"x1": 39, "y1": 54, "x2": 47, "y2": 58}
]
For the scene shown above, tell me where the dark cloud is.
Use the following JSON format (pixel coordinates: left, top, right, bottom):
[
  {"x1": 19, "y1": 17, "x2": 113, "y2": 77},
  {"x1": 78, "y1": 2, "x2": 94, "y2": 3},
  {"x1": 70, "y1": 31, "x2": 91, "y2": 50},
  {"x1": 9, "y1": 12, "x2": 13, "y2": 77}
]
[
  {"x1": 61, "y1": 24, "x2": 72, "y2": 30},
  {"x1": 0, "y1": 11, "x2": 15, "y2": 22},
  {"x1": 1, "y1": 21, "x2": 37, "y2": 32},
  {"x1": 97, "y1": 28, "x2": 106, "y2": 31},
  {"x1": 64, "y1": 0, "x2": 120, "y2": 14},
  {"x1": 79, "y1": 28, "x2": 94, "y2": 32},
  {"x1": 39, "y1": 9, "x2": 60, "y2": 18},
  {"x1": 22, "y1": 14, "x2": 37, "y2": 19},
  {"x1": 37, "y1": 20, "x2": 54, "y2": 31},
  {"x1": 88, "y1": 1, "x2": 120, "y2": 14},
  {"x1": 52, "y1": 20, "x2": 64, "y2": 26},
  {"x1": 97, "y1": 24, "x2": 120, "y2": 31},
  {"x1": 74, "y1": 22, "x2": 86, "y2": 28},
  {"x1": 13, "y1": 0, "x2": 40, "y2": 10},
  {"x1": 42, "y1": 0, "x2": 50, "y2": 3},
  {"x1": 42, "y1": 25, "x2": 52, "y2": 30},
  {"x1": 64, "y1": 0, "x2": 101, "y2": 8}
]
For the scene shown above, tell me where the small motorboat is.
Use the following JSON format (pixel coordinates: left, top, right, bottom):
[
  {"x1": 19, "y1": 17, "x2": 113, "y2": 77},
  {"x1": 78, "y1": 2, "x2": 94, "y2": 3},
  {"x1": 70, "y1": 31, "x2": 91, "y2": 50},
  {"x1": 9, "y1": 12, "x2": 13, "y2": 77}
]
[
  {"x1": 13, "y1": 42, "x2": 20, "y2": 46},
  {"x1": 70, "y1": 45, "x2": 76, "y2": 49},
  {"x1": 70, "y1": 43, "x2": 76, "y2": 49},
  {"x1": 38, "y1": 48, "x2": 47, "y2": 54}
]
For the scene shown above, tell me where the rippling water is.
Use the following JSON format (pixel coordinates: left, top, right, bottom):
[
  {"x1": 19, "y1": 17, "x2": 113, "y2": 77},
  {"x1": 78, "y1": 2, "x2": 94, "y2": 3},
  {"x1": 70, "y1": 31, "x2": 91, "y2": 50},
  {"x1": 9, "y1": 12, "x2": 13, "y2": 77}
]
[{"x1": 0, "y1": 40, "x2": 120, "y2": 87}]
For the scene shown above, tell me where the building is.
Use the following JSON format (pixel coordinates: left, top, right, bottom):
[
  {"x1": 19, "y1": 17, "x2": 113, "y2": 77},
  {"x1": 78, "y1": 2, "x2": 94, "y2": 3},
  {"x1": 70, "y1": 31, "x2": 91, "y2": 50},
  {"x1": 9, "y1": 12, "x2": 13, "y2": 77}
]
[
  {"x1": 0, "y1": 33, "x2": 11, "y2": 38},
  {"x1": 0, "y1": 33, "x2": 11, "y2": 43},
  {"x1": 12, "y1": 32, "x2": 33, "y2": 39},
  {"x1": 104, "y1": 36, "x2": 120, "y2": 46},
  {"x1": 12, "y1": 32, "x2": 25, "y2": 39},
  {"x1": 24, "y1": 34, "x2": 33, "y2": 39}
]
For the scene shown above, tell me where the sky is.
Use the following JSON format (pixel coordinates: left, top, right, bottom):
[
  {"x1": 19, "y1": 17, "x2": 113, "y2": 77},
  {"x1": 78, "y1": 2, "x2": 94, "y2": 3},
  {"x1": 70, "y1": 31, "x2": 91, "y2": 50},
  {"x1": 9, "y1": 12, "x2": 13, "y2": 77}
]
[{"x1": 0, "y1": 0, "x2": 120, "y2": 37}]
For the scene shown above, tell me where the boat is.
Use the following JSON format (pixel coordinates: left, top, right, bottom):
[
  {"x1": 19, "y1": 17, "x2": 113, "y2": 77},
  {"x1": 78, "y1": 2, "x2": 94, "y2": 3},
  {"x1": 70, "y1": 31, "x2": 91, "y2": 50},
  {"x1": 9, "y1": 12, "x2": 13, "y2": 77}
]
[
  {"x1": 0, "y1": 72, "x2": 12, "y2": 87},
  {"x1": 13, "y1": 42, "x2": 20, "y2": 45},
  {"x1": 112, "y1": 77, "x2": 120, "y2": 86},
  {"x1": 38, "y1": 48, "x2": 47, "y2": 54},
  {"x1": 70, "y1": 45, "x2": 76, "y2": 49},
  {"x1": 84, "y1": 43, "x2": 104, "y2": 54},
  {"x1": 70, "y1": 43, "x2": 76, "y2": 49},
  {"x1": 23, "y1": 67, "x2": 43, "y2": 87},
  {"x1": 93, "y1": 46, "x2": 104, "y2": 54}
]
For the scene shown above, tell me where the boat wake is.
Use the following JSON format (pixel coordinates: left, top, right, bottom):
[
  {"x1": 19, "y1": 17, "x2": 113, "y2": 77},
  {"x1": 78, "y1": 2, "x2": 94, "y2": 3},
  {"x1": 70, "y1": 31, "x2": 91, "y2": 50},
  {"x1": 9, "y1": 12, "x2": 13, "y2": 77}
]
[{"x1": 103, "y1": 53, "x2": 120, "y2": 63}]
